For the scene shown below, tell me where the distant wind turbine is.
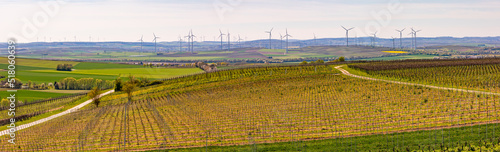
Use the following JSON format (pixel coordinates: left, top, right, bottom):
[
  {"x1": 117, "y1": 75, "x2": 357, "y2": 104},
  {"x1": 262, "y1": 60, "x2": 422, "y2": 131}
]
[
  {"x1": 185, "y1": 31, "x2": 192, "y2": 53},
  {"x1": 265, "y1": 28, "x2": 273, "y2": 49},
  {"x1": 391, "y1": 36, "x2": 396, "y2": 49},
  {"x1": 313, "y1": 33, "x2": 317, "y2": 46},
  {"x1": 341, "y1": 26, "x2": 355, "y2": 47},
  {"x1": 396, "y1": 28, "x2": 405, "y2": 49},
  {"x1": 218, "y1": 30, "x2": 225, "y2": 51},
  {"x1": 280, "y1": 33, "x2": 284, "y2": 49},
  {"x1": 190, "y1": 30, "x2": 196, "y2": 53},
  {"x1": 283, "y1": 29, "x2": 292, "y2": 55},
  {"x1": 371, "y1": 32, "x2": 378, "y2": 47},
  {"x1": 227, "y1": 31, "x2": 231, "y2": 51},
  {"x1": 178, "y1": 36, "x2": 183, "y2": 52},
  {"x1": 153, "y1": 33, "x2": 160, "y2": 54},
  {"x1": 138, "y1": 35, "x2": 143, "y2": 55},
  {"x1": 408, "y1": 31, "x2": 415, "y2": 49},
  {"x1": 411, "y1": 28, "x2": 421, "y2": 50},
  {"x1": 238, "y1": 35, "x2": 244, "y2": 48}
]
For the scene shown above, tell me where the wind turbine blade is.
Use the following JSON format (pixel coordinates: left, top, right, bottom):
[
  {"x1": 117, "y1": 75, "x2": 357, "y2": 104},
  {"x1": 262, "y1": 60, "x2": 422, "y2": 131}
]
[
  {"x1": 341, "y1": 26, "x2": 347, "y2": 30},
  {"x1": 348, "y1": 27, "x2": 355, "y2": 30},
  {"x1": 270, "y1": 28, "x2": 274, "y2": 32}
]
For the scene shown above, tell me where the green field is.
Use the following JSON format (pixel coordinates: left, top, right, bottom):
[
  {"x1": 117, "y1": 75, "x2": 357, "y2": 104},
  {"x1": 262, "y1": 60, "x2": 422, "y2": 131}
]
[
  {"x1": 73, "y1": 62, "x2": 144, "y2": 69},
  {"x1": 0, "y1": 58, "x2": 205, "y2": 84},
  {"x1": 33, "y1": 68, "x2": 204, "y2": 79},
  {"x1": 0, "y1": 89, "x2": 70, "y2": 103}
]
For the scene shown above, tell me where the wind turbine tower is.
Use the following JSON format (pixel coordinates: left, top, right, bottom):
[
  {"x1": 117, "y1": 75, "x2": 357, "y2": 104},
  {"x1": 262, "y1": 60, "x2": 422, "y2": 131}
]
[
  {"x1": 408, "y1": 31, "x2": 415, "y2": 49},
  {"x1": 341, "y1": 26, "x2": 355, "y2": 47},
  {"x1": 138, "y1": 35, "x2": 143, "y2": 55},
  {"x1": 313, "y1": 33, "x2": 317, "y2": 46},
  {"x1": 218, "y1": 30, "x2": 225, "y2": 51},
  {"x1": 227, "y1": 31, "x2": 230, "y2": 51},
  {"x1": 238, "y1": 35, "x2": 244, "y2": 48},
  {"x1": 371, "y1": 32, "x2": 378, "y2": 47},
  {"x1": 280, "y1": 33, "x2": 284, "y2": 49},
  {"x1": 190, "y1": 30, "x2": 196, "y2": 53},
  {"x1": 396, "y1": 28, "x2": 405, "y2": 49},
  {"x1": 178, "y1": 36, "x2": 183, "y2": 52},
  {"x1": 283, "y1": 29, "x2": 292, "y2": 55},
  {"x1": 185, "y1": 31, "x2": 192, "y2": 53},
  {"x1": 391, "y1": 37, "x2": 396, "y2": 49},
  {"x1": 411, "y1": 28, "x2": 421, "y2": 50},
  {"x1": 265, "y1": 28, "x2": 274, "y2": 49},
  {"x1": 152, "y1": 33, "x2": 160, "y2": 54}
]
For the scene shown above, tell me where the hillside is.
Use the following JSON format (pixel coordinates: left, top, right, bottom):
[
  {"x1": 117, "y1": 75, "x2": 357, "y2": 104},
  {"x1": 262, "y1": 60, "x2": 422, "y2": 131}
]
[{"x1": 2, "y1": 60, "x2": 499, "y2": 151}]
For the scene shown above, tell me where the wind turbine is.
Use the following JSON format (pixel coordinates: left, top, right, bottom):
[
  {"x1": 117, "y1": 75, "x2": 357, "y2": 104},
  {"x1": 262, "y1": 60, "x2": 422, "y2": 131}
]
[
  {"x1": 185, "y1": 31, "x2": 192, "y2": 53},
  {"x1": 190, "y1": 30, "x2": 196, "y2": 53},
  {"x1": 138, "y1": 35, "x2": 143, "y2": 55},
  {"x1": 218, "y1": 29, "x2": 225, "y2": 51},
  {"x1": 280, "y1": 33, "x2": 284, "y2": 49},
  {"x1": 153, "y1": 33, "x2": 160, "y2": 54},
  {"x1": 313, "y1": 33, "x2": 317, "y2": 46},
  {"x1": 391, "y1": 36, "x2": 396, "y2": 49},
  {"x1": 396, "y1": 28, "x2": 405, "y2": 49},
  {"x1": 371, "y1": 32, "x2": 378, "y2": 47},
  {"x1": 408, "y1": 31, "x2": 415, "y2": 49},
  {"x1": 238, "y1": 35, "x2": 244, "y2": 48},
  {"x1": 341, "y1": 26, "x2": 355, "y2": 47},
  {"x1": 265, "y1": 28, "x2": 273, "y2": 49},
  {"x1": 227, "y1": 31, "x2": 230, "y2": 51},
  {"x1": 178, "y1": 36, "x2": 183, "y2": 52},
  {"x1": 283, "y1": 29, "x2": 292, "y2": 55},
  {"x1": 411, "y1": 28, "x2": 421, "y2": 50}
]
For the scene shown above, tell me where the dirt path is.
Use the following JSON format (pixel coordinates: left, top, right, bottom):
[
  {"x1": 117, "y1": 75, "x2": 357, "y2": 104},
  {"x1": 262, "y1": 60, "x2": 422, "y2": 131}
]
[
  {"x1": 0, "y1": 90, "x2": 115, "y2": 136},
  {"x1": 335, "y1": 65, "x2": 500, "y2": 96}
]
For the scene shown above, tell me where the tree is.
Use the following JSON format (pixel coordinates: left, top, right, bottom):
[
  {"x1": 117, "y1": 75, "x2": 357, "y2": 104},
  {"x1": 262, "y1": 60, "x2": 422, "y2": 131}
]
[
  {"x1": 299, "y1": 61, "x2": 308, "y2": 65},
  {"x1": 123, "y1": 75, "x2": 137, "y2": 103},
  {"x1": 316, "y1": 59, "x2": 324, "y2": 64},
  {"x1": 54, "y1": 81, "x2": 59, "y2": 89},
  {"x1": 56, "y1": 64, "x2": 73, "y2": 71},
  {"x1": 87, "y1": 87, "x2": 101, "y2": 107},
  {"x1": 27, "y1": 80, "x2": 33, "y2": 89},
  {"x1": 339, "y1": 56, "x2": 345, "y2": 62},
  {"x1": 115, "y1": 77, "x2": 123, "y2": 91}
]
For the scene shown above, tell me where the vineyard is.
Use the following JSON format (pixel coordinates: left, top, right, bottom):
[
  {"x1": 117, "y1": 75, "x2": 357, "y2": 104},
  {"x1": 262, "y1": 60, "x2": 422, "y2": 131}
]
[
  {"x1": 349, "y1": 58, "x2": 500, "y2": 93},
  {"x1": 1, "y1": 63, "x2": 500, "y2": 151},
  {"x1": 0, "y1": 95, "x2": 86, "y2": 129}
]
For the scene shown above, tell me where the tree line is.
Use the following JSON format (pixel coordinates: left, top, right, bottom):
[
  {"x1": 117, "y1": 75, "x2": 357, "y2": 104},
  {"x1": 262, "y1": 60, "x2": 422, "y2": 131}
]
[{"x1": 56, "y1": 77, "x2": 114, "y2": 90}]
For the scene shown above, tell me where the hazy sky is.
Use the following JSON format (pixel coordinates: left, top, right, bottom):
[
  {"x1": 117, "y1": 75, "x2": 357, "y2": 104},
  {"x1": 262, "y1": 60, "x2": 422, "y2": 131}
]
[{"x1": 2, "y1": 0, "x2": 500, "y2": 42}]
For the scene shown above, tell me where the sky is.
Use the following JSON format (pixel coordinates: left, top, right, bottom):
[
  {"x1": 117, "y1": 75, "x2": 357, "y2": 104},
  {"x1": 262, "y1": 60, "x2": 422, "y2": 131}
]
[{"x1": 1, "y1": 0, "x2": 500, "y2": 42}]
